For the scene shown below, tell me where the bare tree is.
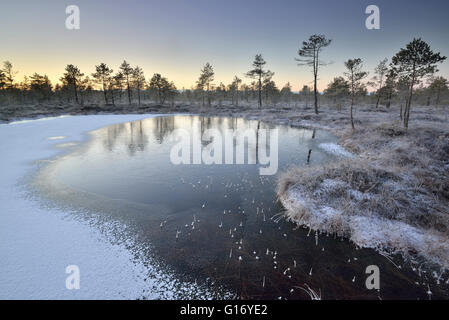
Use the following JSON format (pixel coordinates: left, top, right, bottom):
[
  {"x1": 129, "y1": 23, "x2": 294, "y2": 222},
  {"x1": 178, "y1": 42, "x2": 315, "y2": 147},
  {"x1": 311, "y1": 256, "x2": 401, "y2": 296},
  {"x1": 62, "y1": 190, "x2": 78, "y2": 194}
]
[{"x1": 295, "y1": 34, "x2": 331, "y2": 114}]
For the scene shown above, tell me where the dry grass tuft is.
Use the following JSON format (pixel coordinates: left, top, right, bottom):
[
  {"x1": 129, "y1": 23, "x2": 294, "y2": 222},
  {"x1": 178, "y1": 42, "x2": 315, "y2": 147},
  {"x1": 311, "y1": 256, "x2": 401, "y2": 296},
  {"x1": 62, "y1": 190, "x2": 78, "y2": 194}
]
[{"x1": 278, "y1": 115, "x2": 449, "y2": 268}]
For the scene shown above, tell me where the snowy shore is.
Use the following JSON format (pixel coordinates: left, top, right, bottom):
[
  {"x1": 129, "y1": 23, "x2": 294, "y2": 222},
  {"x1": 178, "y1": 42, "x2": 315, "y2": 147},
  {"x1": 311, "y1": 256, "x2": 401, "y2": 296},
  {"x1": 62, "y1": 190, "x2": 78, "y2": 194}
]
[{"x1": 0, "y1": 114, "x2": 215, "y2": 299}]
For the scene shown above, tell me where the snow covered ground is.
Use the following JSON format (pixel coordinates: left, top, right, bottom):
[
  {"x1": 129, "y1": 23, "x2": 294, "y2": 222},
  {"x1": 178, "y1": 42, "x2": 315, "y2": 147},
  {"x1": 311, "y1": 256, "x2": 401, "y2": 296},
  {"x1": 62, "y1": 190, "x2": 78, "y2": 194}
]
[
  {"x1": 318, "y1": 142, "x2": 355, "y2": 158},
  {"x1": 0, "y1": 114, "x2": 213, "y2": 299}
]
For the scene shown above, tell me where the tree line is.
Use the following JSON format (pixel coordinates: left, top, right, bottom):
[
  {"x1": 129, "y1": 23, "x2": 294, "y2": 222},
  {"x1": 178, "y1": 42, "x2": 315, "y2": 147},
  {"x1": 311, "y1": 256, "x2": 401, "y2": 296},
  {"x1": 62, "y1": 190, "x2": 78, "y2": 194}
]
[{"x1": 0, "y1": 36, "x2": 447, "y2": 129}]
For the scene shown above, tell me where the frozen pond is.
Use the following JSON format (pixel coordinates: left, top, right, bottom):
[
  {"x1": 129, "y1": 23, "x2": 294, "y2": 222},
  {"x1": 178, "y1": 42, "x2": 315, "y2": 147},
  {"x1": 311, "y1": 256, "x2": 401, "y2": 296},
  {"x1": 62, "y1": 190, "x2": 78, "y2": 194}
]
[{"x1": 33, "y1": 115, "x2": 448, "y2": 299}]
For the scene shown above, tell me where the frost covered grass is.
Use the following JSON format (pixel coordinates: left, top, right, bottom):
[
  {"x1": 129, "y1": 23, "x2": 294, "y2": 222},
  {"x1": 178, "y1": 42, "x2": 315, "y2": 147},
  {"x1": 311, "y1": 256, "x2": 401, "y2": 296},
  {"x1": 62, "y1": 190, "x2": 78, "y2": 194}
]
[{"x1": 277, "y1": 105, "x2": 449, "y2": 268}]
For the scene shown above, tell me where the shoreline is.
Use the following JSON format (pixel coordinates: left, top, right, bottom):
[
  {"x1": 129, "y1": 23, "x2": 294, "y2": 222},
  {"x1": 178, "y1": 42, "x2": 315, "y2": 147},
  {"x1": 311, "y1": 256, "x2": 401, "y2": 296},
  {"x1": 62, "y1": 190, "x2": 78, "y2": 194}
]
[{"x1": 2, "y1": 102, "x2": 449, "y2": 269}]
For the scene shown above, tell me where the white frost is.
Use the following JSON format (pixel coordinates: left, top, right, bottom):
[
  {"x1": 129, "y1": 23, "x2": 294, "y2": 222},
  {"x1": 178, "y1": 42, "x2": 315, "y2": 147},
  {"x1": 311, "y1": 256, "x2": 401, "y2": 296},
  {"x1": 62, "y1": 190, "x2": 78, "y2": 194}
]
[
  {"x1": 0, "y1": 114, "x2": 221, "y2": 299},
  {"x1": 318, "y1": 142, "x2": 354, "y2": 158}
]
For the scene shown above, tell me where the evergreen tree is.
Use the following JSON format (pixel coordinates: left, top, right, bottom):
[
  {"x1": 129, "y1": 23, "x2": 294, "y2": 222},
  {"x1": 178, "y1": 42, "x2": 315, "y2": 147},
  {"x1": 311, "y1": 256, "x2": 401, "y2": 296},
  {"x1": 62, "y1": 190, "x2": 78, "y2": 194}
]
[
  {"x1": 246, "y1": 54, "x2": 271, "y2": 108},
  {"x1": 372, "y1": 58, "x2": 389, "y2": 108},
  {"x1": 3, "y1": 61, "x2": 17, "y2": 89},
  {"x1": 61, "y1": 64, "x2": 84, "y2": 104},
  {"x1": 92, "y1": 63, "x2": 113, "y2": 104},
  {"x1": 29, "y1": 73, "x2": 53, "y2": 102},
  {"x1": 295, "y1": 34, "x2": 331, "y2": 114},
  {"x1": 428, "y1": 76, "x2": 448, "y2": 106},
  {"x1": 391, "y1": 38, "x2": 446, "y2": 128},
  {"x1": 344, "y1": 58, "x2": 368, "y2": 130},
  {"x1": 131, "y1": 66, "x2": 145, "y2": 105},
  {"x1": 120, "y1": 60, "x2": 133, "y2": 104},
  {"x1": 197, "y1": 63, "x2": 214, "y2": 106},
  {"x1": 324, "y1": 77, "x2": 350, "y2": 108}
]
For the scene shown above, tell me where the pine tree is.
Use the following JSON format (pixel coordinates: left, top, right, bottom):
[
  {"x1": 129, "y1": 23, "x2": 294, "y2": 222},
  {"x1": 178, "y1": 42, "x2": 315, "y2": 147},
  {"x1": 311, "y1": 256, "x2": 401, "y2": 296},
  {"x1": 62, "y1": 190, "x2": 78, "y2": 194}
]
[
  {"x1": 197, "y1": 63, "x2": 214, "y2": 106},
  {"x1": 120, "y1": 60, "x2": 133, "y2": 104},
  {"x1": 29, "y1": 73, "x2": 52, "y2": 102},
  {"x1": 344, "y1": 58, "x2": 368, "y2": 130},
  {"x1": 3, "y1": 61, "x2": 17, "y2": 89},
  {"x1": 61, "y1": 64, "x2": 84, "y2": 104},
  {"x1": 246, "y1": 54, "x2": 271, "y2": 108},
  {"x1": 112, "y1": 72, "x2": 125, "y2": 103},
  {"x1": 324, "y1": 77, "x2": 350, "y2": 109},
  {"x1": 131, "y1": 66, "x2": 145, "y2": 105},
  {"x1": 149, "y1": 73, "x2": 169, "y2": 104},
  {"x1": 372, "y1": 58, "x2": 388, "y2": 108},
  {"x1": 428, "y1": 76, "x2": 448, "y2": 106},
  {"x1": 0, "y1": 69, "x2": 6, "y2": 90},
  {"x1": 391, "y1": 38, "x2": 446, "y2": 128},
  {"x1": 231, "y1": 76, "x2": 242, "y2": 106},
  {"x1": 92, "y1": 63, "x2": 114, "y2": 104},
  {"x1": 295, "y1": 34, "x2": 331, "y2": 114}
]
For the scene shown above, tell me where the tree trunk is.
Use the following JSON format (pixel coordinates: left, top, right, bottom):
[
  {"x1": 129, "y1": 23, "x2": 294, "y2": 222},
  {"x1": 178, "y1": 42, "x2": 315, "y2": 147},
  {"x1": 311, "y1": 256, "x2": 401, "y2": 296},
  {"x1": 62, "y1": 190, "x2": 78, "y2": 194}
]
[
  {"x1": 127, "y1": 79, "x2": 131, "y2": 104},
  {"x1": 404, "y1": 74, "x2": 415, "y2": 129},
  {"x1": 313, "y1": 72, "x2": 318, "y2": 114},
  {"x1": 74, "y1": 81, "x2": 79, "y2": 104},
  {"x1": 386, "y1": 92, "x2": 392, "y2": 108},
  {"x1": 207, "y1": 84, "x2": 210, "y2": 106},
  {"x1": 103, "y1": 82, "x2": 108, "y2": 104},
  {"x1": 307, "y1": 149, "x2": 312, "y2": 164},
  {"x1": 258, "y1": 76, "x2": 262, "y2": 108},
  {"x1": 350, "y1": 93, "x2": 355, "y2": 130}
]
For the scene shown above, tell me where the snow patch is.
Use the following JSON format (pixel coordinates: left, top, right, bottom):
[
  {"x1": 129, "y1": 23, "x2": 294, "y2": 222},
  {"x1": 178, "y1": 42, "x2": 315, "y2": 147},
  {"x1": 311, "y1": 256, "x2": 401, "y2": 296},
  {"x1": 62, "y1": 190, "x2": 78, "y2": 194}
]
[
  {"x1": 318, "y1": 143, "x2": 354, "y2": 158},
  {"x1": 281, "y1": 187, "x2": 449, "y2": 268},
  {"x1": 0, "y1": 114, "x2": 225, "y2": 299}
]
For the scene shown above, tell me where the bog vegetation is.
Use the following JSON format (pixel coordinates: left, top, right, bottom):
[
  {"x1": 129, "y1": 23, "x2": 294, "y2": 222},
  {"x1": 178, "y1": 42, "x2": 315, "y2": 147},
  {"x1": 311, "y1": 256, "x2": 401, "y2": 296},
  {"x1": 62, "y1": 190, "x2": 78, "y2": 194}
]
[{"x1": 0, "y1": 37, "x2": 447, "y2": 129}]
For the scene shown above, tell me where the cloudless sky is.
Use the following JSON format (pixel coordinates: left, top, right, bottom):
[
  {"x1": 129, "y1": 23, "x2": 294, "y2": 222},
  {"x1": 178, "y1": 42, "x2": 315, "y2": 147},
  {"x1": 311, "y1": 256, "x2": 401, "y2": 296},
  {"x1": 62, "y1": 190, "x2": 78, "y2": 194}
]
[{"x1": 1, "y1": 0, "x2": 448, "y2": 91}]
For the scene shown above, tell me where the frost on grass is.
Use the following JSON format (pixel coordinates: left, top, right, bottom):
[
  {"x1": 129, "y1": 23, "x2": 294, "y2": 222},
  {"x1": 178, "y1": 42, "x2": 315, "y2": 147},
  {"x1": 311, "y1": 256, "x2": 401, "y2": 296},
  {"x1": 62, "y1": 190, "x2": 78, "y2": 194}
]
[
  {"x1": 318, "y1": 143, "x2": 355, "y2": 158},
  {"x1": 278, "y1": 124, "x2": 449, "y2": 268}
]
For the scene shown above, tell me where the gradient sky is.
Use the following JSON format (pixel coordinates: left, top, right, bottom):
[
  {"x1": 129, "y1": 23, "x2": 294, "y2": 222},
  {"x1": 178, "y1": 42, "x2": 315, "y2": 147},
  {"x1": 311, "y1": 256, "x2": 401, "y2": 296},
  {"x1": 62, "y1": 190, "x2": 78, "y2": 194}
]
[{"x1": 1, "y1": 0, "x2": 448, "y2": 91}]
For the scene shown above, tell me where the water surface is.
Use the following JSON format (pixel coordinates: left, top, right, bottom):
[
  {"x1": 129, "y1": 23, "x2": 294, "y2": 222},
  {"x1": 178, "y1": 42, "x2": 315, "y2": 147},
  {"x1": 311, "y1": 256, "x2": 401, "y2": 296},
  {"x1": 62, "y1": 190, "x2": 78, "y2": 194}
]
[{"x1": 37, "y1": 115, "x2": 448, "y2": 299}]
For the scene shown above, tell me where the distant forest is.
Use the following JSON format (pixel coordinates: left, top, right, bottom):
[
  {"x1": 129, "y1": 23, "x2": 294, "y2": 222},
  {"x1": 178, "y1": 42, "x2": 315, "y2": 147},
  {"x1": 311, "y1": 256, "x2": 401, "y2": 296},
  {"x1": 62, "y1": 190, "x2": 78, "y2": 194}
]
[{"x1": 0, "y1": 36, "x2": 447, "y2": 127}]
